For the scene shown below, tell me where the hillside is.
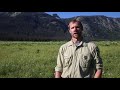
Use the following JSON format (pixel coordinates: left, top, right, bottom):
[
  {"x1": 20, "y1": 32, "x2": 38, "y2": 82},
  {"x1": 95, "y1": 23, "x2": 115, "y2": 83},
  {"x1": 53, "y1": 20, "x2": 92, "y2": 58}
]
[
  {"x1": 0, "y1": 12, "x2": 68, "y2": 41},
  {"x1": 64, "y1": 15, "x2": 120, "y2": 41},
  {"x1": 0, "y1": 12, "x2": 120, "y2": 41}
]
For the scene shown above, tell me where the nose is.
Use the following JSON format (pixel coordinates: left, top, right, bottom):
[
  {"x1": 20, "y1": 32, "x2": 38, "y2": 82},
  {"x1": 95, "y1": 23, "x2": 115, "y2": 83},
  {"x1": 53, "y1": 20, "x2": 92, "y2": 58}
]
[{"x1": 74, "y1": 27, "x2": 79, "y2": 32}]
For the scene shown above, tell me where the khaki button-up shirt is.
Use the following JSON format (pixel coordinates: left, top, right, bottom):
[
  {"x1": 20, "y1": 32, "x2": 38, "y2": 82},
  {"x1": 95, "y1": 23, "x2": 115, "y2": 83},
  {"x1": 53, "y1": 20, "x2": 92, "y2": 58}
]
[{"x1": 55, "y1": 41, "x2": 103, "y2": 78}]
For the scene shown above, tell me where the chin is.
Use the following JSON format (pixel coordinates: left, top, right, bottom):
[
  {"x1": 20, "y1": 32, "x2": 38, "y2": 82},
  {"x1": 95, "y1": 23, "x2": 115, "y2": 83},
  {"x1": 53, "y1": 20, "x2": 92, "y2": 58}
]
[{"x1": 73, "y1": 34, "x2": 79, "y2": 38}]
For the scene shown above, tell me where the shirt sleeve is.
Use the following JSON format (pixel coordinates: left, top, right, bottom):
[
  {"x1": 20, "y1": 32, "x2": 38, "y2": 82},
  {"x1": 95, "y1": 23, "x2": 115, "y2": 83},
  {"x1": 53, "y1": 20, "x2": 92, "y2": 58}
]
[
  {"x1": 55, "y1": 46, "x2": 64, "y2": 72},
  {"x1": 92, "y1": 46, "x2": 103, "y2": 70},
  {"x1": 88, "y1": 42, "x2": 103, "y2": 70}
]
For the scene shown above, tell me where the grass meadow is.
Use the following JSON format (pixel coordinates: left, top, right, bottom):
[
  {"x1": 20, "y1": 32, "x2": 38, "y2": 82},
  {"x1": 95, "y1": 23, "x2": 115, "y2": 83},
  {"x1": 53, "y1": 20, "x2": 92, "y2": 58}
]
[{"x1": 0, "y1": 41, "x2": 120, "y2": 78}]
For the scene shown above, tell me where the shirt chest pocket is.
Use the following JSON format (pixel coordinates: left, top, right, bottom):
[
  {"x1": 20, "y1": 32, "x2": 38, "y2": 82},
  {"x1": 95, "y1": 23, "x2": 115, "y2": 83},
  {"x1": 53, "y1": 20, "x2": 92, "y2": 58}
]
[
  {"x1": 80, "y1": 54, "x2": 91, "y2": 68},
  {"x1": 63, "y1": 53, "x2": 73, "y2": 67}
]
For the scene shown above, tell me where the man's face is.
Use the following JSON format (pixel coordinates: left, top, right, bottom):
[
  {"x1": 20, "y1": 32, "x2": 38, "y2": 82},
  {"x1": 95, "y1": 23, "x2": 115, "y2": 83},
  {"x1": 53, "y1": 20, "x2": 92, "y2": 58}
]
[{"x1": 69, "y1": 22, "x2": 82, "y2": 39}]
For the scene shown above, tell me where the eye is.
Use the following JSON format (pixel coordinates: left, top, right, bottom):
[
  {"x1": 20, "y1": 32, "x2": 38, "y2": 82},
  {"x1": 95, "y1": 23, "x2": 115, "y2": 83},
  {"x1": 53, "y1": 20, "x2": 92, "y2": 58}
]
[
  {"x1": 71, "y1": 27, "x2": 74, "y2": 29},
  {"x1": 76, "y1": 26, "x2": 80, "y2": 29}
]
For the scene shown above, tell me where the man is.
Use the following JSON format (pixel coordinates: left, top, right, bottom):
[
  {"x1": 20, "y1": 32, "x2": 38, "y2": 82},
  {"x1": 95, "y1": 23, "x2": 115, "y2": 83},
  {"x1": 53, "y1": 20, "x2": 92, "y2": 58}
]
[{"x1": 54, "y1": 19, "x2": 103, "y2": 78}]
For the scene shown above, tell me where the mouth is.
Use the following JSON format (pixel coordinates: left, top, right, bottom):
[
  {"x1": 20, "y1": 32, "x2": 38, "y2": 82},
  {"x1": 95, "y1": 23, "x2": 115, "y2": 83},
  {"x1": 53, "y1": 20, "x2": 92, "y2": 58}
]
[{"x1": 73, "y1": 33, "x2": 78, "y2": 34}]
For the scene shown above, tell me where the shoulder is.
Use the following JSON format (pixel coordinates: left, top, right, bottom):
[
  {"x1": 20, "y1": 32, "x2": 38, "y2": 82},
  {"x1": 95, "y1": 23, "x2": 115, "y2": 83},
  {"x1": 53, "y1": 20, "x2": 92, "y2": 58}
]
[
  {"x1": 59, "y1": 41, "x2": 71, "y2": 51},
  {"x1": 87, "y1": 41, "x2": 97, "y2": 48},
  {"x1": 86, "y1": 41, "x2": 98, "y2": 52},
  {"x1": 60, "y1": 41, "x2": 71, "y2": 48}
]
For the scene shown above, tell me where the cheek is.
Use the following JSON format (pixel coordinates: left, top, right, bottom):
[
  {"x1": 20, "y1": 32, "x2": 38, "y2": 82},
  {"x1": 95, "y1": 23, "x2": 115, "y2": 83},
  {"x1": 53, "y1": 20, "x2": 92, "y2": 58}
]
[
  {"x1": 69, "y1": 30, "x2": 72, "y2": 34},
  {"x1": 69, "y1": 29, "x2": 74, "y2": 33},
  {"x1": 69, "y1": 31, "x2": 74, "y2": 35}
]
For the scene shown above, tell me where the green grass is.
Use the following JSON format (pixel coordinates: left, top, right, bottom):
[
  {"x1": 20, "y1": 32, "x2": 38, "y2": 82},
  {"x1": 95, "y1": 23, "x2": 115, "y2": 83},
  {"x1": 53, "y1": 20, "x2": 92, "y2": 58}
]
[
  {"x1": 96, "y1": 41, "x2": 120, "y2": 78},
  {"x1": 0, "y1": 41, "x2": 120, "y2": 78}
]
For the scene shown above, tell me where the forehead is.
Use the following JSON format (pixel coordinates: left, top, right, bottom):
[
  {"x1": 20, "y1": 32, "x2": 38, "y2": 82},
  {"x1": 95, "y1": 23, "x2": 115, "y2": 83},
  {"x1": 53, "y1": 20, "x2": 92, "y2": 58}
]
[{"x1": 69, "y1": 22, "x2": 80, "y2": 27}]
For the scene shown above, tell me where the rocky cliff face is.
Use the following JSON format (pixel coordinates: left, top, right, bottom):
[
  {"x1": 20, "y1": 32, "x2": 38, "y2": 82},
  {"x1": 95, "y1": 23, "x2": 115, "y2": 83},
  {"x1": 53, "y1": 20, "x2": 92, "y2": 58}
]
[
  {"x1": 0, "y1": 12, "x2": 120, "y2": 41},
  {"x1": 64, "y1": 15, "x2": 120, "y2": 41}
]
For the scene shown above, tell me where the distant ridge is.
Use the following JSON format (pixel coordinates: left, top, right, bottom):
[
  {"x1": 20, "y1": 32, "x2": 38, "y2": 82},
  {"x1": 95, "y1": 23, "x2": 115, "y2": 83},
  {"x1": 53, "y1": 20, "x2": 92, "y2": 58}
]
[{"x1": 0, "y1": 12, "x2": 120, "y2": 41}]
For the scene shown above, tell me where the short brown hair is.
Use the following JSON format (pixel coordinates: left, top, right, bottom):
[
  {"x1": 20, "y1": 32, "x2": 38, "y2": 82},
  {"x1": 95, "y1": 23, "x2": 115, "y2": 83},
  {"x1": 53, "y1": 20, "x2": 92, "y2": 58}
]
[{"x1": 68, "y1": 19, "x2": 83, "y2": 30}]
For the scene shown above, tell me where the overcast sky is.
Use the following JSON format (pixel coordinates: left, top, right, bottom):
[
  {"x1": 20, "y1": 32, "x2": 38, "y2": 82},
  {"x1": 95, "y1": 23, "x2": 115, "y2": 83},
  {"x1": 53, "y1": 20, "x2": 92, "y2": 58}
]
[{"x1": 46, "y1": 12, "x2": 120, "y2": 18}]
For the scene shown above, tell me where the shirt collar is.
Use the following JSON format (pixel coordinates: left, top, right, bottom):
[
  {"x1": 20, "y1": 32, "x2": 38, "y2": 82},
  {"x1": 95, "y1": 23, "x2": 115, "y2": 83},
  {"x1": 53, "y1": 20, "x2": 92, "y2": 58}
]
[{"x1": 67, "y1": 40, "x2": 83, "y2": 47}]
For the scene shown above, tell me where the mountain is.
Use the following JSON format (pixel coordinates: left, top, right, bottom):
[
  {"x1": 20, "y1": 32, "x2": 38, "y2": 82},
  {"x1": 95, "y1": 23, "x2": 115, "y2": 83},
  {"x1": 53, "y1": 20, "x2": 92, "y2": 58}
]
[
  {"x1": 0, "y1": 12, "x2": 68, "y2": 41},
  {"x1": 63, "y1": 15, "x2": 120, "y2": 41},
  {"x1": 0, "y1": 12, "x2": 120, "y2": 41}
]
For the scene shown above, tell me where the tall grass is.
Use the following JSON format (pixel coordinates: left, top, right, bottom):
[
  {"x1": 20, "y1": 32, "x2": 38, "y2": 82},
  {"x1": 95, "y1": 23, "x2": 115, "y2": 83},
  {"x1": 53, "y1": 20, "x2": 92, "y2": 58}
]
[{"x1": 0, "y1": 41, "x2": 120, "y2": 78}]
